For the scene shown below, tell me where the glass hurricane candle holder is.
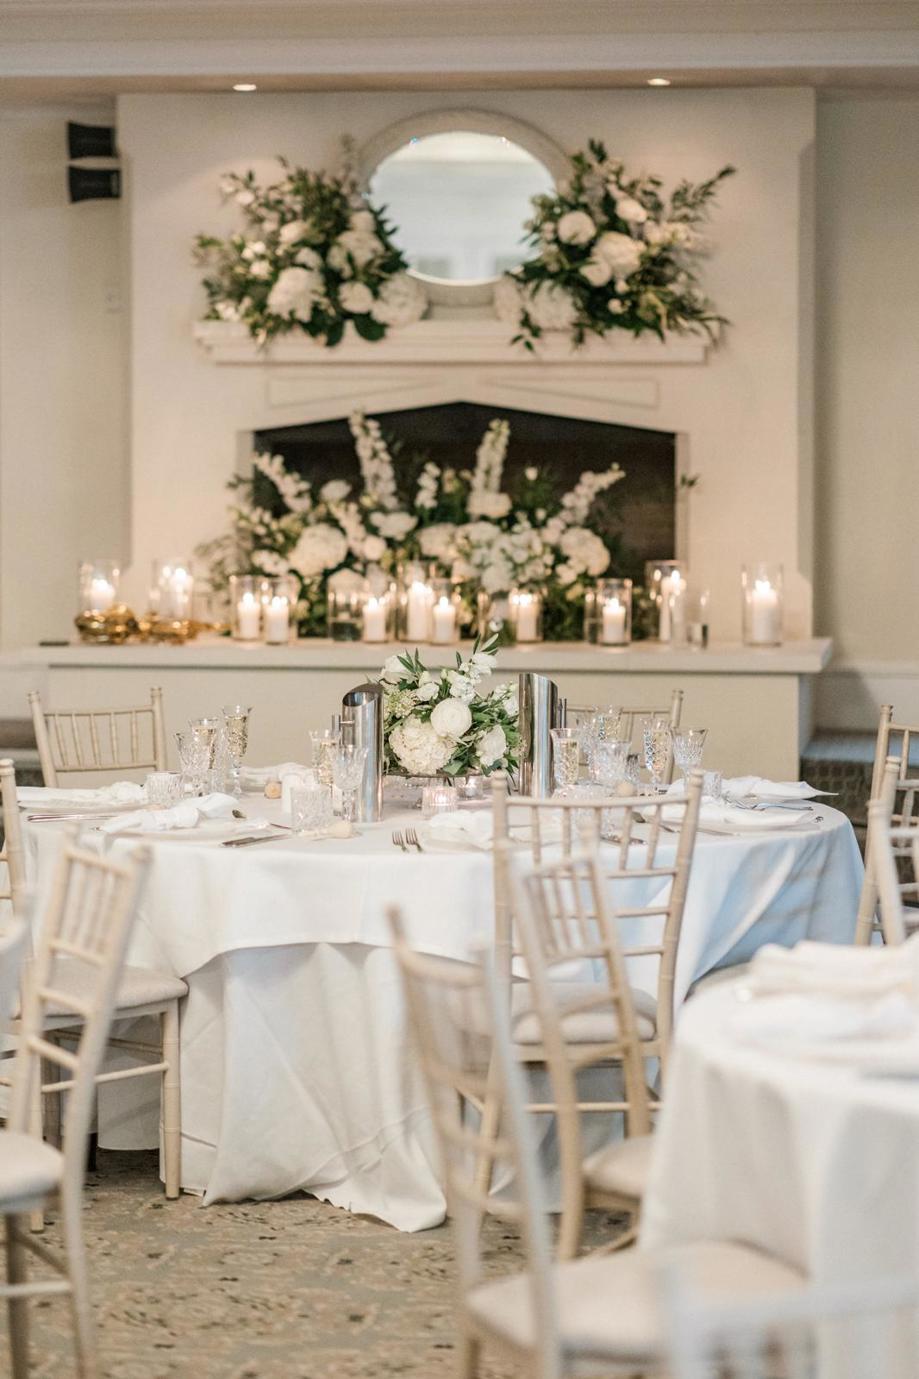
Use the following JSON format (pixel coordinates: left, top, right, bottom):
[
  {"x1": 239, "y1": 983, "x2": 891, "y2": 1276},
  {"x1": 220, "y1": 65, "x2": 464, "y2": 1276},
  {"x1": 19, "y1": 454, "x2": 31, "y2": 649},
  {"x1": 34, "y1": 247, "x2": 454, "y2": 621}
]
[
  {"x1": 584, "y1": 578, "x2": 632, "y2": 646},
  {"x1": 78, "y1": 559, "x2": 120, "y2": 615},
  {"x1": 150, "y1": 558, "x2": 195, "y2": 622},
  {"x1": 327, "y1": 570, "x2": 365, "y2": 642},
  {"x1": 262, "y1": 576, "x2": 296, "y2": 645},
  {"x1": 429, "y1": 579, "x2": 460, "y2": 646},
  {"x1": 398, "y1": 561, "x2": 434, "y2": 644},
  {"x1": 645, "y1": 560, "x2": 688, "y2": 644},
  {"x1": 742, "y1": 563, "x2": 784, "y2": 646},
  {"x1": 508, "y1": 588, "x2": 543, "y2": 644},
  {"x1": 229, "y1": 575, "x2": 264, "y2": 642}
]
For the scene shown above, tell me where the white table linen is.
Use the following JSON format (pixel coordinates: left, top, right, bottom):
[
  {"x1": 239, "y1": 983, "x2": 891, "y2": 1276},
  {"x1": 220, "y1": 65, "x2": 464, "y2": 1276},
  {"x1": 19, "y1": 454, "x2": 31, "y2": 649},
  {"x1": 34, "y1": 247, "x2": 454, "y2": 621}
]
[
  {"x1": 640, "y1": 977, "x2": 919, "y2": 1376},
  {"x1": 24, "y1": 797, "x2": 863, "y2": 1230}
]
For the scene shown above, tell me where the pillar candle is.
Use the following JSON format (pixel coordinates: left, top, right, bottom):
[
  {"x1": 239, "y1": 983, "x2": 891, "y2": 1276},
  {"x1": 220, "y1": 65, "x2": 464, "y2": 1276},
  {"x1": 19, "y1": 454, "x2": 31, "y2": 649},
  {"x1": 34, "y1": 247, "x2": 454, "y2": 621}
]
[
  {"x1": 601, "y1": 596, "x2": 627, "y2": 645},
  {"x1": 430, "y1": 596, "x2": 456, "y2": 644},
  {"x1": 513, "y1": 592, "x2": 539, "y2": 642},
  {"x1": 264, "y1": 595, "x2": 290, "y2": 644},
  {"x1": 362, "y1": 596, "x2": 387, "y2": 643},
  {"x1": 89, "y1": 577, "x2": 115, "y2": 612},
  {"x1": 750, "y1": 578, "x2": 781, "y2": 644},
  {"x1": 406, "y1": 581, "x2": 432, "y2": 642},
  {"x1": 236, "y1": 591, "x2": 261, "y2": 640}
]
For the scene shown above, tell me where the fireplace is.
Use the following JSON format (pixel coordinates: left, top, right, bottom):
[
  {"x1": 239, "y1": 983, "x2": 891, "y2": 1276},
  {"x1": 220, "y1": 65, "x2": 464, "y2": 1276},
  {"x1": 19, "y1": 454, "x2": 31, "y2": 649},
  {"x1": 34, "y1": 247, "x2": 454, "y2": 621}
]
[{"x1": 254, "y1": 402, "x2": 676, "y2": 584}]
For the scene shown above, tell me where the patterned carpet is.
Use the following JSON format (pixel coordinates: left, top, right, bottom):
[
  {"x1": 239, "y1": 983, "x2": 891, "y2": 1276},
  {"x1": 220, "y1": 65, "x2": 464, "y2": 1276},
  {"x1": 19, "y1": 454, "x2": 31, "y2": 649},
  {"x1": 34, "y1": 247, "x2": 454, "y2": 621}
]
[{"x1": 2, "y1": 1150, "x2": 623, "y2": 1379}]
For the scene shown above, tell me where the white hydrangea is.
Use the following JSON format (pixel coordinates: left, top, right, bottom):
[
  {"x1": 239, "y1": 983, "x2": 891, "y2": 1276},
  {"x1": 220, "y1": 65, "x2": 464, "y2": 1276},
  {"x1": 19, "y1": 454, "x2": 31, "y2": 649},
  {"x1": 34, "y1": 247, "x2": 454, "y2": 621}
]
[
  {"x1": 580, "y1": 258, "x2": 613, "y2": 288},
  {"x1": 527, "y1": 282, "x2": 578, "y2": 331},
  {"x1": 295, "y1": 246, "x2": 323, "y2": 270},
  {"x1": 279, "y1": 219, "x2": 308, "y2": 247},
  {"x1": 594, "y1": 231, "x2": 643, "y2": 279},
  {"x1": 556, "y1": 210, "x2": 596, "y2": 245},
  {"x1": 560, "y1": 526, "x2": 610, "y2": 576},
  {"x1": 290, "y1": 522, "x2": 348, "y2": 578},
  {"x1": 350, "y1": 209, "x2": 376, "y2": 234},
  {"x1": 370, "y1": 273, "x2": 427, "y2": 328},
  {"x1": 339, "y1": 281, "x2": 375, "y2": 315},
  {"x1": 616, "y1": 196, "x2": 648, "y2": 226},
  {"x1": 267, "y1": 266, "x2": 323, "y2": 322},
  {"x1": 371, "y1": 510, "x2": 417, "y2": 541},
  {"x1": 362, "y1": 535, "x2": 387, "y2": 562},
  {"x1": 326, "y1": 243, "x2": 353, "y2": 278},
  {"x1": 389, "y1": 718, "x2": 453, "y2": 775},
  {"x1": 418, "y1": 523, "x2": 457, "y2": 561},
  {"x1": 335, "y1": 228, "x2": 383, "y2": 268},
  {"x1": 468, "y1": 492, "x2": 512, "y2": 520}
]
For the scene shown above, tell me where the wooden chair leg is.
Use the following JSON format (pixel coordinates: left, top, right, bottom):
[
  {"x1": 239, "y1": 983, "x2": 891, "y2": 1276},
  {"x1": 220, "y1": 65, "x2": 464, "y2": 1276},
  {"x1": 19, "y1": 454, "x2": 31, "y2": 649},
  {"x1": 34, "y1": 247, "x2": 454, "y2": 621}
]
[
  {"x1": 28, "y1": 1067, "x2": 45, "y2": 1234},
  {"x1": 473, "y1": 1058, "x2": 502, "y2": 1201},
  {"x1": 5, "y1": 1214, "x2": 30, "y2": 1379},
  {"x1": 161, "y1": 1002, "x2": 181, "y2": 1199},
  {"x1": 43, "y1": 1051, "x2": 62, "y2": 1149},
  {"x1": 457, "y1": 1331, "x2": 481, "y2": 1379},
  {"x1": 61, "y1": 1186, "x2": 97, "y2": 1379}
]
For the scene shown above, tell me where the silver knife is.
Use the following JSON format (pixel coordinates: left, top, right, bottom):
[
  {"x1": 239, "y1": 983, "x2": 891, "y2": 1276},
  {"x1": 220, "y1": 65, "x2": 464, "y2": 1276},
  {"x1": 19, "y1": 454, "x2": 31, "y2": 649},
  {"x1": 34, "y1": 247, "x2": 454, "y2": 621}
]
[{"x1": 222, "y1": 832, "x2": 295, "y2": 849}]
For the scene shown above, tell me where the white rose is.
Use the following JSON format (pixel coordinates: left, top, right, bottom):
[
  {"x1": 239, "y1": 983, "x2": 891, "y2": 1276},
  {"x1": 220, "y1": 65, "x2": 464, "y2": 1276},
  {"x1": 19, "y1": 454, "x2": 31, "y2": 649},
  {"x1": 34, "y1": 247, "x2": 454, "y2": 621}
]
[
  {"x1": 414, "y1": 680, "x2": 439, "y2": 703},
  {"x1": 430, "y1": 698, "x2": 473, "y2": 739},
  {"x1": 418, "y1": 523, "x2": 457, "y2": 561},
  {"x1": 527, "y1": 282, "x2": 578, "y2": 332},
  {"x1": 279, "y1": 220, "x2": 308, "y2": 247},
  {"x1": 371, "y1": 510, "x2": 418, "y2": 541},
  {"x1": 339, "y1": 281, "x2": 375, "y2": 315},
  {"x1": 369, "y1": 272, "x2": 427, "y2": 328},
  {"x1": 350, "y1": 209, "x2": 376, "y2": 234},
  {"x1": 556, "y1": 210, "x2": 596, "y2": 245},
  {"x1": 290, "y1": 522, "x2": 348, "y2": 578},
  {"x1": 595, "y1": 231, "x2": 643, "y2": 279},
  {"x1": 616, "y1": 196, "x2": 648, "y2": 226},
  {"x1": 362, "y1": 535, "x2": 387, "y2": 562},
  {"x1": 336, "y1": 228, "x2": 383, "y2": 268},
  {"x1": 327, "y1": 243, "x2": 353, "y2": 277},
  {"x1": 320, "y1": 479, "x2": 351, "y2": 503},
  {"x1": 267, "y1": 266, "x2": 323, "y2": 322},
  {"x1": 389, "y1": 718, "x2": 453, "y2": 775},
  {"x1": 580, "y1": 258, "x2": 613, "y2": 288},
  {"x1": 477, "y1": 724, "x2": 507, "y2": 767},
  {"x1": 381, "y1": 654, "x2": 407, "y2": 684}
]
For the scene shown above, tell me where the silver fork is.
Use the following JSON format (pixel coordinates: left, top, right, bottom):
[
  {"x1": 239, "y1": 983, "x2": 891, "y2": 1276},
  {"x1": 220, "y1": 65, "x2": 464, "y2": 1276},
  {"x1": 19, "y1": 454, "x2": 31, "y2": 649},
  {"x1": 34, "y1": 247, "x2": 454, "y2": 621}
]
[
  {"x1": 405, "y1": 827, "x2": 423, "y2": 853},
  {"x1": 392, "y1": 830, "x2": 408, "y2": 852}
]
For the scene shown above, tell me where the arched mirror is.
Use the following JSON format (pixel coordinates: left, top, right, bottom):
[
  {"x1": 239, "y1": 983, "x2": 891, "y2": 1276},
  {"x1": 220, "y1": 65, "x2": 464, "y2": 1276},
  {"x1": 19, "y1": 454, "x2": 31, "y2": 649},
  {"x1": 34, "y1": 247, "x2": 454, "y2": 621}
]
[{"x1": 360, "y1": 111, "x2": 566, "y2": 306}]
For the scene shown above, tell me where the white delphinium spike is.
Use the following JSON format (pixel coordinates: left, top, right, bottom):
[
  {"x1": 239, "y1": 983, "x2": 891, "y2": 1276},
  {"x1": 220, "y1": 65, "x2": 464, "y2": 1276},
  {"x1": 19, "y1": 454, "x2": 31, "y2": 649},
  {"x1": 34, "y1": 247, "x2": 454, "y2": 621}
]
[{"x1": 348, "y1": 411, "x2": 399, "y2": 511}]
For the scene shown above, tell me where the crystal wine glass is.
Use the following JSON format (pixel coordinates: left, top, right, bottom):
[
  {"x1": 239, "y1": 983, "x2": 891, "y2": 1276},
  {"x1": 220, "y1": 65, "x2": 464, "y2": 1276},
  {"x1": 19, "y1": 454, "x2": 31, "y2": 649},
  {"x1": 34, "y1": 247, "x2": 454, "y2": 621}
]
[
  {"x1": 550, "y1": 727, "x2": 582, "y2": 797},
  {"x1": 309, "y1": 729, "x2": 340, "y2": 789},
  {"x1": 671, "y1": 728, "x2": 708, "y2": 786},
  {"x1": 591, "y1": 738, "x2": 630, "y2": 790},
  {"x1": 642, "y1": 714, "x2": 672, "y2": 793},
  {"x1": 220, "y1": 704, "x2": 252, "y2": 798},
  {"x1": 174, "y1": 731, "x2": 210, "y2": 797},
  {"x1": 331, "y1": 744, "x2": 368, "y2": 824},
  {"x1": 189, "y1": 716, "x2": 220, "y2": 791}
]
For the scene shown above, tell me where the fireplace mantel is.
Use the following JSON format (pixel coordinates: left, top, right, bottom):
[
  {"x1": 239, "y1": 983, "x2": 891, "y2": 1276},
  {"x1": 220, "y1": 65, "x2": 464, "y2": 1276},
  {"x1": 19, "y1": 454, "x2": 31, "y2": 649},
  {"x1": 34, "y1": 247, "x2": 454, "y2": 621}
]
[{"x1": 193, "y1": 319, "x2": 709, "y2": 367}]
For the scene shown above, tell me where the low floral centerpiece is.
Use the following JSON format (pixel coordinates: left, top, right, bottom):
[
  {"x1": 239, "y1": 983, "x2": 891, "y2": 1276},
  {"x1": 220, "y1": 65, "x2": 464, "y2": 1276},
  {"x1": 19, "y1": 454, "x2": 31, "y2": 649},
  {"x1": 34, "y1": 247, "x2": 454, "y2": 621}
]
[
  {"x1": 194, "y1": 149, "x2": 427, "y2": 347},
  {"x1": 494, "y1": 140, "x2": 734, "y2": 350},
  {"x1": 380, "y1": 637, "x2": 518, "y2": 779}
]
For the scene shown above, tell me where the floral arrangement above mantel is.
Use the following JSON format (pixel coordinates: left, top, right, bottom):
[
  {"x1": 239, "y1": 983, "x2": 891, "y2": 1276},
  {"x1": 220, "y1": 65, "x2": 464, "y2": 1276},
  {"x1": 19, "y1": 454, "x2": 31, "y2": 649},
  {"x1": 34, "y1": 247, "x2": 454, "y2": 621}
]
[
  {"x1": 380, "y1": 637, "x2": 519, "y2": 779},
  {"x1": 194, "y1": 151, "x2": 427, "y2": 347},
  {"x1": 198, "y1": 410, "x2": 629, "y2": 641},
  {"x1": 493, "y1": 141, "x2": 734, "y2": 351}
]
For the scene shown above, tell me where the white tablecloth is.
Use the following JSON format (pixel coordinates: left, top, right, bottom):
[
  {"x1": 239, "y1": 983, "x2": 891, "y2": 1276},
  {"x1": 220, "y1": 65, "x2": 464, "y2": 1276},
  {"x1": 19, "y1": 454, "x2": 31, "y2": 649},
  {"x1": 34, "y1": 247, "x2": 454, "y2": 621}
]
[
  {"x1": 640, "y1": 979, "x2": 919, "y2": 1375},
  {"x1": 25, "y1": 798, "x2": 863, "y2": 1230}
]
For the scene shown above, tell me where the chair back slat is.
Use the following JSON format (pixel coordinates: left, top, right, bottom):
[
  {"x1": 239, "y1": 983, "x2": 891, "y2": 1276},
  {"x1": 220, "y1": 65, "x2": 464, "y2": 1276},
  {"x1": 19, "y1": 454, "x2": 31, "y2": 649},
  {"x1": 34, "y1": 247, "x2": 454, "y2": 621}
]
[
  {"x1": 0, "y1": 757, "x2": 27, "y2": 915},
  {"x1": 856, "y1": 753, "x2": 919, "y2": 945},
  {"x1": 29, "y1": 688, "x2": 166, "y2": 785},
  {"x1": 569, "y1": 688, "x2": 684, "y2": 785}
]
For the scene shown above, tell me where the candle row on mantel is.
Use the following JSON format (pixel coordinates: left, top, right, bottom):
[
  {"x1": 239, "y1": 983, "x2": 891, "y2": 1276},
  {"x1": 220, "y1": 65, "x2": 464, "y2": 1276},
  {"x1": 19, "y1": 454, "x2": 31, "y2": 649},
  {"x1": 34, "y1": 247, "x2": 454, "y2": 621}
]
[{"x1": 229, "y1": 574, "x2": 296, "y2": 645}]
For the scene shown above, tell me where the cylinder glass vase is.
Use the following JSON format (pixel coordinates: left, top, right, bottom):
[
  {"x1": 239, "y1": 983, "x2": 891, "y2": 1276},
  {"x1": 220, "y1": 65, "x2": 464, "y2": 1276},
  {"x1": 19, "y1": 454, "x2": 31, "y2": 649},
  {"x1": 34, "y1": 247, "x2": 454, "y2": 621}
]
[
  {"x1": 229, "y1": 575, "x2": 264, "y2": 641},
  {"x1": 645, "y1": 559, "x2": 687, "y2": 644},
  {"x1": 508, "y1": 588, "x2": 544, "y2": 644},
  {"x1": 742, "y1": 563, "x2": 784, "y2": 646},
  {"x1": 585, "y1": 578, "x2": 632, "y2": 646}
]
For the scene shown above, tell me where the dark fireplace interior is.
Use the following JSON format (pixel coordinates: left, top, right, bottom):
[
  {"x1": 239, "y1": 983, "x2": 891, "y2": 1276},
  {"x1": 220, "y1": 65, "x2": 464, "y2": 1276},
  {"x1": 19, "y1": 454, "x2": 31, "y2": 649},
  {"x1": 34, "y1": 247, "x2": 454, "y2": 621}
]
[{"x1": 255, "y1": 402, "x2": 675, "y2": 580}]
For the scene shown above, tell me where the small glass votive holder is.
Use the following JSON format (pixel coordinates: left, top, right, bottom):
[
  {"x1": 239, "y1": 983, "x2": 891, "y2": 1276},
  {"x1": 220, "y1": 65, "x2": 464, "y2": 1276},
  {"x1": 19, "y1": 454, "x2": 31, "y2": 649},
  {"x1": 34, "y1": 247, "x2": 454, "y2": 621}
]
[
  {"x1": 150, "y1": 558, "x2": 195, "y2": 621},
  {"x1": 78, "y1": 559, "x2": 120, "y2": 614},
  {"x1": 145, "y1": 771, "x2": 183, "y2": 807},
  {"x1": 742, "y1": 563, "x2": 784, "y2": 647},
  {"x1": 421, "y1": 783, "x2": 459, "y2": 819},
  {"x1": 688, "y1": 588, "x2": 710, "y2": 650},
  {"x1": 262, "y1": 576, "x2": 296, "y2": 645},
  {"x1": 361, "y1": 570, "x2": 396, "y2": 644},
  {"x1": 290, "y1": 783, "x2": 334, "y2": 836},
  {"x1": 584, "y1": 578, "x2": 632, "y2": 646},
  {"x1": 399, "y1": 561, "x2": 434, "y2": 643},
  {"x1": 508, "y1": 588, "x2": 543, "y2": 644},
  {"x1": 429, "y1": 579, "x2": 460, "y2": 646},
  {"x1": 702, "y1": 770, "x2": 723, "y2": 801},
  {"x1": 645, "y1": 560, "x2": 688, "y2": 644},
  {"x1": 229, "y1": 574, "x2": 264, "y2": 641},
  {"x1": 327, "y1": 571, "x2": 365, "y2": 642}
]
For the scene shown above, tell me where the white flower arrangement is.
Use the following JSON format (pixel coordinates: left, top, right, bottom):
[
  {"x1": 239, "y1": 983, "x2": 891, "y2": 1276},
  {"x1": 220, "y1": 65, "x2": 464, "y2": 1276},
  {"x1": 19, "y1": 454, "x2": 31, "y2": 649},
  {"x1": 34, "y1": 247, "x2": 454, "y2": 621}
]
[
  {"x1": 381, "y1": 637, "x2": 519, "y2": 778},
  {"x1": 195, "y1": 150, "x2": 427, "y2": 347},
  {"x1": 495, "y1": 139, "x2": 734, "y2": 351}
]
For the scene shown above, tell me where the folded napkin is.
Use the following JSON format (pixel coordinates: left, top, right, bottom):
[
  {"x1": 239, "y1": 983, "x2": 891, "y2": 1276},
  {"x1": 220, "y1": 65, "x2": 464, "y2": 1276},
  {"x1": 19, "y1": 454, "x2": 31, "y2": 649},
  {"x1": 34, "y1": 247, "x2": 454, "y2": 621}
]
[
  {"x1": 19, "y1": 781, "x2": 146, "y2": 807},
  {"x1": 722, "y1": 775, "x2": 830, "y2": 801},
  {"x1": 98, "y1": 792, "x2": 237, "y2": 835},
  {"x1": 662, "y1": 797, "x2": 812, "y2": 832},
  {"x1": 730, "y1": 991, "x2": 916, "y2": 1048},
  {"x1": 239, "y1": 762, "x2": 309, "y2": 789},
  {"x1": 748, "y1": 937, "x2": 919, "y2": 1001},
  {"x1": 423, "y1": 809, "x2": 568, "y2": 851}
]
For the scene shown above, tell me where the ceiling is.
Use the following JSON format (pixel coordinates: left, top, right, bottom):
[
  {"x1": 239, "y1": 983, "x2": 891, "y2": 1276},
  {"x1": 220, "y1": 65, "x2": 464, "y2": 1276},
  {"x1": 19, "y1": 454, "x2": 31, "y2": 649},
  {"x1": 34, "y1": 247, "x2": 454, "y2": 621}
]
[{"x1": 3, "y1": 0, "x2": 919, "y2": 104}]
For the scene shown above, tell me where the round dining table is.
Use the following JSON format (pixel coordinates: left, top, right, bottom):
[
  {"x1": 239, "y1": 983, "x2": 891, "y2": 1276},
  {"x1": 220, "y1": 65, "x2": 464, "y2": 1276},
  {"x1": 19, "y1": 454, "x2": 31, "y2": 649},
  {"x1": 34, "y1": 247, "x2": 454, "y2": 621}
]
[{"x1": 24, "y1": 793, "x2": 863, "y2": 1231}]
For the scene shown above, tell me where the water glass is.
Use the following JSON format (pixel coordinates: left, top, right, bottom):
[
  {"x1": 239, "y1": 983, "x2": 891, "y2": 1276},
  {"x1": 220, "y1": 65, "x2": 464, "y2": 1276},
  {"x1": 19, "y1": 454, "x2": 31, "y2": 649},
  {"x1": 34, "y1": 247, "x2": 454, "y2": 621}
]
[
  {"x1": 221, "y1": 704, "x2": 252, "y2": 798},
  {"x1": 189, "y1": 716, "x2": 221, "y2": 789},
  {"x1": 331, "y1": 744, "x2": 369, "y2": 824},
  {"x1": 309, "y1": 729, "x2": 340, "y2": 788},
  {"x1": 642, "y1": 715, "x2": 672, "y2": 793},
  {"x1": 671, "y1": 727, "x2": 708, "y2": 784},
  {"x1": 550, "y1": 727, "x2": 582, "y2": 796},
  {"x1": 290, "y1": 783, "x2": 334, "y2": 836},
  {"x1": 702, "y1": 769, "x2": 723, "y2": 801},
  {"x1": 174, "y1": 731, "x2": 211, "y2": 796},
  {"x1": 145, "y1": 771, "x2": 182, "y2": 807},
  {"x1": 590, "y1": 738, "x2": 630, "y2": 789}
]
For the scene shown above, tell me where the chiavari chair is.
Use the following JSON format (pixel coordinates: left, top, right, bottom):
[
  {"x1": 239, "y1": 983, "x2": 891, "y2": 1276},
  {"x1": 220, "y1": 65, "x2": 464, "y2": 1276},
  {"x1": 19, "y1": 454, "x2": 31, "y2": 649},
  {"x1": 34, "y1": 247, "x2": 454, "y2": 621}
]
[
  {"x1": 569, "y1": 687, "x2": 684, "y2": 785},
  {"x1": 28, "y1": 687, "x2": 166, "y2": 787},
  {"x1": 855, "y1": 756, "x2": 919, "y2": 945}
]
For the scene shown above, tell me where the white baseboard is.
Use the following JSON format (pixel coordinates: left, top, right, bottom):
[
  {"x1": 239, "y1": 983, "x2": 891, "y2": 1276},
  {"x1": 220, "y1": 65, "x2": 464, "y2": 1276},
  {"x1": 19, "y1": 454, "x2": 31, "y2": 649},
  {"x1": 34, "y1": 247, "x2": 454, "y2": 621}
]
[{"x1": 816, "y1": 660, "x2": 919, "y2": 733}]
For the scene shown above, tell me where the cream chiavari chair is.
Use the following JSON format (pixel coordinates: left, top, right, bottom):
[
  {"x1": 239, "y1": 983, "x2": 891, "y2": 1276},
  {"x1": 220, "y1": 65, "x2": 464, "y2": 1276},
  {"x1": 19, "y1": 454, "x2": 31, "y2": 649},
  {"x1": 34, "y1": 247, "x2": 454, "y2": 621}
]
[
  {"x1": 0, "y1": 758, "x2": 185, "y2": 1207},
  {"x1": 28, "y1": 687, "x2": 166, "y2": 787},
  {"x1": 571, "y1": 687, "x2": 684, "y2": 785},
  {"x1": 0, "y1": 759, "x2": 27, "y2": 920},
  {"x1": 665, "y1": 1267, "x2": 918, "y2": 1379},
  {"x1": 516, "y1": 851, "x2": 654, "y2": 1258},
  {"x1": 1, "y1": 841, "x2": 150, "y2": 1379},
  {"x1": 387, "y1": 909, "x2": 805, "y2": 1379},
  {"x1": 855, "y1": 756, "x2": 919, "y2": 945},
  {"x1": 868, "y1": 799, "x2": 919, "y2": 948},
  {"x1": 867, "y1": 704, "x2": 919, "y2": 805}
]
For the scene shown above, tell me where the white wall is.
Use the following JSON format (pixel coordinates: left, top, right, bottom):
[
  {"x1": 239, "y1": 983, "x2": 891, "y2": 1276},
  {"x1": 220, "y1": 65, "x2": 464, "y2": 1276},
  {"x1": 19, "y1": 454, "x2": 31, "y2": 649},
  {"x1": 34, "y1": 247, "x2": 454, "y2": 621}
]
[
  {"x1": 116, "y1": 87, "x2": 816, "y2": 641},
  {"x1": 814, "y1": 94, "x2": 919, "y2": 728},
  {"x1": 0, "y1": 106, "x2": 128, "y2": 651}
]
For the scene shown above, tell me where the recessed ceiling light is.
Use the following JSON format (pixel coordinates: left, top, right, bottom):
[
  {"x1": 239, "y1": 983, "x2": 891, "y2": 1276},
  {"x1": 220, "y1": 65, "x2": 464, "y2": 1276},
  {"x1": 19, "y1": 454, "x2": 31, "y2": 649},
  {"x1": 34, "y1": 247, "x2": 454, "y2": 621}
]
[
  {"x1": 233, "y1": 83, "x2": 257, "y2": 93},
  {"x1": 647, "y1": 77, "x2": 672, "y2": 87}
]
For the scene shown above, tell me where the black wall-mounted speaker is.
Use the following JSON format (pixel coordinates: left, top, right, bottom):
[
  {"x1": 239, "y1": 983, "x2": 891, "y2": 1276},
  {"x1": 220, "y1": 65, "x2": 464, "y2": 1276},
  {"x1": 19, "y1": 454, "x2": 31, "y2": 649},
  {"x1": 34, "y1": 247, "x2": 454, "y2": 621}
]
[
  {"x1": 67, "y1": 121, "x2": 118, "y2": 160},
  {"x1": 68, "y1": 166, "x2": 121, "y2": 203}
]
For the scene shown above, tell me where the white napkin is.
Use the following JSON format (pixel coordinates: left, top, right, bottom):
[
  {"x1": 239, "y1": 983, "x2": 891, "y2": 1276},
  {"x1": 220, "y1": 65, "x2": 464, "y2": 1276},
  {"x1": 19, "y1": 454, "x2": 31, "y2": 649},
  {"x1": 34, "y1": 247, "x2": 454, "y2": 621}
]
[
  {"x1": 98, "y1": 792, "x2": 237, "y2": 835},
  {"x1": 730, "y1": 991, "x2": 916, "y2": 1048},
  {"x1": 19, "y1": 781, "x2": 146, "y2": 808},
  {"x1": 748, "y1": 937, "x2": 919, "y2": 1001},
  {"x1": 722, "y1": 775, "x2": 830, "y2": 801},
  {"x1": 424, "y1": 810, "x2": 496, "y2": 850},
  {"x1": 239, "y1": 762, "x2": 309, "y2": 790},
  {"x1": 663, "y1": 798, "x2": 811, "y2": 832}
]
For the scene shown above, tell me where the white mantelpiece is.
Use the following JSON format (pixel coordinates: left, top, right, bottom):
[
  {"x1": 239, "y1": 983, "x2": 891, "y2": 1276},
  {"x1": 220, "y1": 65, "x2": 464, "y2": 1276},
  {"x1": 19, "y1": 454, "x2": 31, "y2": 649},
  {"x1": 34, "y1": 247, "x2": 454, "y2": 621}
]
[{"x1": 193, "y1": 319, "x2": 708, "y2": 367}]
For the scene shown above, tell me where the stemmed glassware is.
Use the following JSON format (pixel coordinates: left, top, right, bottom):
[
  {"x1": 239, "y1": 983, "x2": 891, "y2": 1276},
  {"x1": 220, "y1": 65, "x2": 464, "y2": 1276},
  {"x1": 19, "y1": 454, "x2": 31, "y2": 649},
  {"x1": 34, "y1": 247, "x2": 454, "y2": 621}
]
[
  {"x1": 591, "y1": 738, "x2": 630, "y2": 790},
  {"x1": 331, "y1": 744, "x2": 368, "y2": 824},
  {"x1": 174, "y1": 731, "x2": 211, "y2": 797},
  {"x1": 220, "y1": 704, "x2": 252, "y2": 798},
  {"x1": 189, "y1": 716, "x2": 220, "y2": 791},
  {"x1": 550, "y1": 726, "x2": 582, "y2": 797},
  {"x1": 309, "y1": 729, "x2": 340, "y2": 789},
  {"x1": 671, "y1": 728, "x2": 708, "y2": 786},
  {"x1": 642, "y1": 714, "x2": 672, "y2": 793}
]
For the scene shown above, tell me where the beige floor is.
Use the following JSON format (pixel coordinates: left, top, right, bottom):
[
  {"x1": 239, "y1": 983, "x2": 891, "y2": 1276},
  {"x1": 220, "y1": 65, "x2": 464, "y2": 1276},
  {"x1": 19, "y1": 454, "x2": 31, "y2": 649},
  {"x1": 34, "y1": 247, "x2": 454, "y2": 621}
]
[{"x1": 0, "y1": 1150, "x2": 623, "y2": 1379}]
